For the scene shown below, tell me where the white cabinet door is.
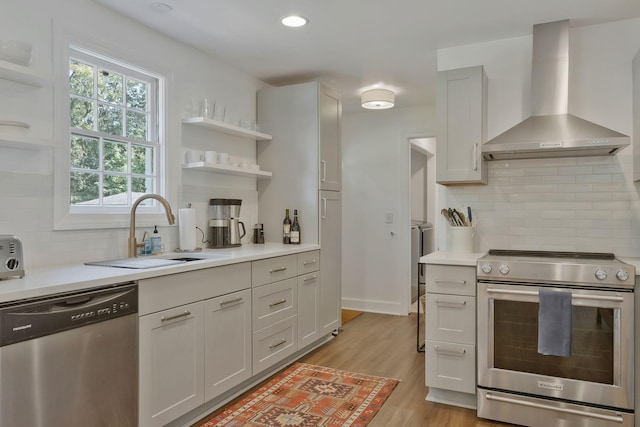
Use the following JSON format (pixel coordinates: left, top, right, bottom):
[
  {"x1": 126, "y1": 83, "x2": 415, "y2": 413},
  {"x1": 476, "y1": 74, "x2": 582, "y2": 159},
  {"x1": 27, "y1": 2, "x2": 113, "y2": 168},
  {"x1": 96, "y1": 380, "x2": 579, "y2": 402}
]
[
  {"x1": 298, "y1": 271, "x2": 320, "y2": 349},
  {"x1": 425, "y1": 294, "x2": 476, "y2": 345},
  {"x1": 319, "y1": 86, "x2": 341, "y2": 191},
  {"x1": 204, "y1": 289, "x2": 252, "y2": 401},
  {"x1": 436, "y1": 65, "x2": 487, "y2": 185},
  {"x1": 139, "y1": 302, "x2": 204, "y2": 427},
  {"x1": 425, "y1": 340, "x2": 476, "y2": 393},
  {"x1": 319, "y1": 191, "x2": 341, "y2": 336}
]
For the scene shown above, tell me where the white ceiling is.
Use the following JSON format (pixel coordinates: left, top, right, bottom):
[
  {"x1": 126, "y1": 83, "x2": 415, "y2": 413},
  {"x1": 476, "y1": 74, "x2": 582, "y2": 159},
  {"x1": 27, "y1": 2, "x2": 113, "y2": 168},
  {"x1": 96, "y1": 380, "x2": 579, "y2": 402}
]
[{"x1": 96, "y1": 0, "x2": 640, "y2": 112}]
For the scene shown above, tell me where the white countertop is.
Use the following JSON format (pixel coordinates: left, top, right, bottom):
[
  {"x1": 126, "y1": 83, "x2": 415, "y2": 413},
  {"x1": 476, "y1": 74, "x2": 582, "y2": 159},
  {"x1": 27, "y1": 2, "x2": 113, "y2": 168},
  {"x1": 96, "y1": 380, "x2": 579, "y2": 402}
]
[
  {"x1": 621, "y1": 257, "x2": 640, "y2": 274},
  {"x1": 420, "y1": 251, "x2": 486, "y2": 267},
  {"x1": 0, "y1": 243, "x2": 320, "y2": 303}
]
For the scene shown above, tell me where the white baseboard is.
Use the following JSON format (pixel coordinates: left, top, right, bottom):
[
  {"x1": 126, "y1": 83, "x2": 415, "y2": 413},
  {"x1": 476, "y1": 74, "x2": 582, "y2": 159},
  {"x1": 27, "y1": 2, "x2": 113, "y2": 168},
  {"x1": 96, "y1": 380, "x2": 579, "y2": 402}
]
[{"x1": 341, "y1": 297, "x2": 405, "y2": 315}]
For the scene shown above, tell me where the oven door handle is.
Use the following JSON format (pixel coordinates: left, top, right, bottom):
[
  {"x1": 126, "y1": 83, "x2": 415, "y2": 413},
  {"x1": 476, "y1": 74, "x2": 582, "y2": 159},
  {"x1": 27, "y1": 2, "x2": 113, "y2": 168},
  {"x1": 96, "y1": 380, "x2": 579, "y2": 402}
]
[
  {"x1": 485, "y1": 392, "x2": 625, "y2": 424},
  {"x1": 486, "y1": 288, "x2": 625, "y2": 302}
]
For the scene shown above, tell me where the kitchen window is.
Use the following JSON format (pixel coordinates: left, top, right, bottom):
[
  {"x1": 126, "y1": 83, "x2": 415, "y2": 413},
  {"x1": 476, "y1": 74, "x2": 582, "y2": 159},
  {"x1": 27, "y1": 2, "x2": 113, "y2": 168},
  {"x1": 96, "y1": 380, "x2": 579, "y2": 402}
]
[
  {"x1": 53, "y1": 38, "x2": 169, "y2": 230},
  {"x1": 69, "y1": 48, "x2": 159, "y2": 212}
]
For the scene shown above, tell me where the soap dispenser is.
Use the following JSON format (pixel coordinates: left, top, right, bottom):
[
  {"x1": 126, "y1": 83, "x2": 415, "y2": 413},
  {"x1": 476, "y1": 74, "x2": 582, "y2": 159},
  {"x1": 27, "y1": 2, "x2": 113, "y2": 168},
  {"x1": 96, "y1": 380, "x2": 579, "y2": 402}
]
[{"x1": 151, "y1": 225, "x2": 163, "y2": 254}]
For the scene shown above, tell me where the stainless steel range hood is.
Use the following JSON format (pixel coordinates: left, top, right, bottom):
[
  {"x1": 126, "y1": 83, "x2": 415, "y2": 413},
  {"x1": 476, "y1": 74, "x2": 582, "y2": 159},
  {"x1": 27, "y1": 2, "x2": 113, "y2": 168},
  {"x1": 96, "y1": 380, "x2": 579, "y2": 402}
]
[{"x1": 482, "y1": 20, "x2": 629, "y2": 161}]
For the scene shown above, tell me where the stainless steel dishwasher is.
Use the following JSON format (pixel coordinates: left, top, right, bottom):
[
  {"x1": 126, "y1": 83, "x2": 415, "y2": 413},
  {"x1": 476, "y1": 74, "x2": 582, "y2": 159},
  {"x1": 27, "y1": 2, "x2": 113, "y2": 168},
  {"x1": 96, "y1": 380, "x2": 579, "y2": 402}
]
[{"x1": 0, "y1": 283, "x2": 138, "y2": 427}]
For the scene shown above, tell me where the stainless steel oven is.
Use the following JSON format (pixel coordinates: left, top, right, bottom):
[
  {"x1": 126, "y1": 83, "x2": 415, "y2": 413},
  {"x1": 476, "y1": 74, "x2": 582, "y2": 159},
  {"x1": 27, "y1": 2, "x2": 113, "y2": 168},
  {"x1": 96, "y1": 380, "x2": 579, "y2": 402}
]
[{"x1": 476, "y1": 250, "x2": 635, "y2": 427}]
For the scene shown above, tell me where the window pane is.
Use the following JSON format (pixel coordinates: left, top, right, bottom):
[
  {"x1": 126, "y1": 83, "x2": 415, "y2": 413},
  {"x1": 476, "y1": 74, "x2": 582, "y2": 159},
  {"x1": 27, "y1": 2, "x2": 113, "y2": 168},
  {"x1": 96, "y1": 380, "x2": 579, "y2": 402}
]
[
  {"x1": 132, "y1": 144, "x2": 154, "y2": 175},
  {"x1": 70, "y1": 171, "x2": 99, "y2": 205},
  {"x1": 127, "y1": 111, "x2": 148, "y2": 140},
  {"x1": 98, "y1": 103, "x2": 123, "y2": 135},
  {"x1": 104, "y1": 140, "x2": 128, "y2": 172},
  {"x1": 69, "y1": 60, "x2": 94, "y2": 97},
  {"x1": 132, "y1": 177, "x2": 153, "y2": 194},
  {"x1": 126, "y1": 78, "x2": 147, "y2": 110},
  {"x1": 103, "y1": 174, "x2": 129, "y2": 205},
  {"x1": 70, "y1": 135, "x2": 99, "y2": 170},
  {"x1": 98, "y1": 69, "x2": 123, "y2": 104},
  {"x1": 70, "y1": 97, "x2": 94, "y2": 130}
]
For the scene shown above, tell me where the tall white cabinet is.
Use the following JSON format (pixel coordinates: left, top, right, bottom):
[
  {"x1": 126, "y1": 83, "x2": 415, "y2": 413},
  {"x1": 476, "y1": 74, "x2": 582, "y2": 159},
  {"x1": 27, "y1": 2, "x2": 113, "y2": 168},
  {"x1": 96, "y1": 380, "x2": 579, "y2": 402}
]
[{"x1": 257, "y1": 81, "x2": 342, "y2": 337}]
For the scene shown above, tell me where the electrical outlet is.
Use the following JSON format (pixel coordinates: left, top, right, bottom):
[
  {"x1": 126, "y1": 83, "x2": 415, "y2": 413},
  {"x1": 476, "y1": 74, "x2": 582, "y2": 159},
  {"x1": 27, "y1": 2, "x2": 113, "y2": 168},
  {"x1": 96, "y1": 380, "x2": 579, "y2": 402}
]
[{"x1": 385, "y1": 212, "x2": 393, "y2": 224}]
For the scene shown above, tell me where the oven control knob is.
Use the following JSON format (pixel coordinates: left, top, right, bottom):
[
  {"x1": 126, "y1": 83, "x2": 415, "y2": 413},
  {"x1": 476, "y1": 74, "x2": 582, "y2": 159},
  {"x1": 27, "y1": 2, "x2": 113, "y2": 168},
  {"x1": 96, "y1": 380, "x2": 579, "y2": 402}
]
[
  {"x1": 499, "y1": 264, "x2": 510, "y2": 275},
  {"x1": 616, "y1": 270, "x2": 630, "y2": 281},
  {"x1": 594, "y1": 268, "x2": 608, "y2": 280},
  {"x1": 481, "y1": 264, "x2": 492, "y2": 274}
]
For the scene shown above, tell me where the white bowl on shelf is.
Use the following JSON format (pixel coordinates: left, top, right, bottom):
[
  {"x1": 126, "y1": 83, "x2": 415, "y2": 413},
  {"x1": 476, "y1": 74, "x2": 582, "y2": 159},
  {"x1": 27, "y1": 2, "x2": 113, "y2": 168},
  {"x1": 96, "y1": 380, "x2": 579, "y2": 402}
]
[
  {"x1": 0, "y1": 120, "x2": 30, "y2": 135},
  {"x1": 0, "y1": 40, "x2": 33, "y2": 66}
]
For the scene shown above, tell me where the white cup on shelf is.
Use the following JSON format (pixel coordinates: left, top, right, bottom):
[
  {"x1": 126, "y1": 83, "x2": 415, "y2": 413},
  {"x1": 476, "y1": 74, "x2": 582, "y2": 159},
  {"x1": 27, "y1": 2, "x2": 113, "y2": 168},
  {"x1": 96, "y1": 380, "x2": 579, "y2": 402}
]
[
  {"x1": 204, "y1": 150, "x2": 217, "y2": 163},
  {"x1": 217, "y1": 152, "x2": 229, "y2": 165},
  {"x1": 185, "y1": 150, "x2": 202, "y2": 163}
]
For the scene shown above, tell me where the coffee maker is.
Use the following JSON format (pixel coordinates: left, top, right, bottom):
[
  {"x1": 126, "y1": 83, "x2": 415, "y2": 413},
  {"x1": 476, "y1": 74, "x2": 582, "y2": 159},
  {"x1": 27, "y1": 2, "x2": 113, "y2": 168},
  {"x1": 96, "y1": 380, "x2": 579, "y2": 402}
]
[{"x1": 208, "y1": 199, "x2": 246, "y2": 248}]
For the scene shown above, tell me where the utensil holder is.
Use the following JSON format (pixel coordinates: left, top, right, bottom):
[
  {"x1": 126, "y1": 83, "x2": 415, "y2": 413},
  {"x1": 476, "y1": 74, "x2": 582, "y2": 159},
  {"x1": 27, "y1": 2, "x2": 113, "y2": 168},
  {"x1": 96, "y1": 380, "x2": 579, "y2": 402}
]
[{"x1": 447, "y1": 225, "x2": 475, "y2": 253}]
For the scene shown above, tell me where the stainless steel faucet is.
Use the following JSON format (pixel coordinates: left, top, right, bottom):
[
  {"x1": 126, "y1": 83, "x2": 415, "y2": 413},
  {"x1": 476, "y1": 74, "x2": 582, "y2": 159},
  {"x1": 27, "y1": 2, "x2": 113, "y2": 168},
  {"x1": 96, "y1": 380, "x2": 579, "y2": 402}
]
[{"x1": 128, "y1": 194, "x2": 175, "y2": 257}]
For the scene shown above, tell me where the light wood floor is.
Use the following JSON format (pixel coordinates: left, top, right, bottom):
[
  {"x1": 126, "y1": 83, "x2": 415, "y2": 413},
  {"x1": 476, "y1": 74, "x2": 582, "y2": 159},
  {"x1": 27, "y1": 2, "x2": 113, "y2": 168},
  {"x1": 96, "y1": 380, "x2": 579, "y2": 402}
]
[
  {"x1": 300, "y1": 312, "x2": 512, "y2": 426},
  {"x1": 196, "y1": 312, "x2": 513, "y2": 426}
]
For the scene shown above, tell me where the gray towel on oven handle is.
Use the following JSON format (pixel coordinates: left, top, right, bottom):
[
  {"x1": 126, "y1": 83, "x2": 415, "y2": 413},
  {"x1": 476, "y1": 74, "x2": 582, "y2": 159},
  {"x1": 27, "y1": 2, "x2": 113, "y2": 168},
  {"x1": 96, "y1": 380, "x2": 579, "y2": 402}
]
[{"x1": 537, "y1": 289, "x2": 572, "y2": 357}]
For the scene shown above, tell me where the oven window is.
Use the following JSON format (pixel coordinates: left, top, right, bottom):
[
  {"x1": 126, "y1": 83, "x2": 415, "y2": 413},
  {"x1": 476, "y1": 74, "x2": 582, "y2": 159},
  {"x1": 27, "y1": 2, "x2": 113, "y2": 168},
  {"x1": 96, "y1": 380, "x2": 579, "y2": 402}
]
[{"x1": 494, "y1": 300, "x2": 614, "y2": 384}]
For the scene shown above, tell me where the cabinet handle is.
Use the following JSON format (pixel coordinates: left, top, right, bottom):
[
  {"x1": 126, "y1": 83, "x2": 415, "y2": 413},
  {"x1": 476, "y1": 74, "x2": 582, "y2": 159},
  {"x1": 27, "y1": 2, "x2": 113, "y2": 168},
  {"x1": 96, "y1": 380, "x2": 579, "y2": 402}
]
[
  {"x1": 303, "y1": 275, "x2": 318, "y2": 282},
  {"x1": 161, "y1": 310, "x2": 191, "y2": 322},
  {"x1": 435, "y1": 299, "x2": 467, "y2": 308},
  {"x1": 321, "y1": 160, "x2": 326, "y2": 182},
  {"x1": 303, "y1": 259, "x2": 317, "y2": 265},
  {"x1": 269, "y1": 338, "x2": 287, "y2": 349},
  {"x1": 269, "y1": 299, "x2": 287, "y2": 308},
  {"x1": 220, "y1": 297, "x2": 243, "y2": 306},
  {"x1": 434, "y1": 279, "x2": 467, "y2": 285},
  {"x1": 322, "y1": 198, "x2": 327, "y2": 219},
  {"x1": 434, "y1": 345, "x2": 466, "y2": 357},
  {"x1": 473, "y1": 143, "x2": 478, "y2": 171},
  {"x1": 270, "y1": 267, "x2": 287, "y2": 273}
]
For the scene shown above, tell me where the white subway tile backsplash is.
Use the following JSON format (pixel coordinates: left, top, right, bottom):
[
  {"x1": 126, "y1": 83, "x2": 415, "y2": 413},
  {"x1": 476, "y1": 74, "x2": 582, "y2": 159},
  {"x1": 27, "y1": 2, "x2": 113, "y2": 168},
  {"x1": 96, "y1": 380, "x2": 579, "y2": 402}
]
[{"x1": 448, "y1": 154, "x2": 640, "y2": 257}]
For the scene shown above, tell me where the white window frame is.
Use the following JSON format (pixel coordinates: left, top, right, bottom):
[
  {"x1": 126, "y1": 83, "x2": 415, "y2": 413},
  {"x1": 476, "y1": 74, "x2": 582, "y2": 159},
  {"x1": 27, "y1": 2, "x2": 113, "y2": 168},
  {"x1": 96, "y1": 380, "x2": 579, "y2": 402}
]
[{"x1": 53, "y1": 30, "x2": 172, "y2": 230}]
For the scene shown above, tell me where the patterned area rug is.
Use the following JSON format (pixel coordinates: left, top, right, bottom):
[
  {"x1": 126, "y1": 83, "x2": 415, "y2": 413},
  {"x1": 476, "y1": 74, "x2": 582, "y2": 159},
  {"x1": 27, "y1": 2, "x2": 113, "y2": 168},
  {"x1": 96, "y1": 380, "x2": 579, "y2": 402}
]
[{"x1": 200, "y1": 363, "x2": 399, "y2": 427}]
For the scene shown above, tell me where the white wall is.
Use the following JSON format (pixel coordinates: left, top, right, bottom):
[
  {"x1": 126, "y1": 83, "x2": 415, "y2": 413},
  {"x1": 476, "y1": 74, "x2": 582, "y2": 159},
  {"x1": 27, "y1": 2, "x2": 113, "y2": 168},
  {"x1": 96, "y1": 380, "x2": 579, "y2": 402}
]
[
  {"x1": 0, "y1": 0, "x2": 266, "y2": 267},
  {"x1": 411, "y1": 143, "x2": 430, "y2": 223},
  {"x1": 342, "y1": 106, "x2": 435, "y2": 315},
  {"x1": 437, "y1": 18, "x2": 640, "y2": 256}
]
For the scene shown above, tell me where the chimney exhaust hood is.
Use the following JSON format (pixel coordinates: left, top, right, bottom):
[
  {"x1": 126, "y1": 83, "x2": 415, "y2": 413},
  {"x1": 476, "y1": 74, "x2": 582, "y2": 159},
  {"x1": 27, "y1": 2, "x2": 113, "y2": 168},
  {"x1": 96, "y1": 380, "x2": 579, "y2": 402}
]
[{"x1": 482, "y1": 20, "x2": 629, "y2": 161}]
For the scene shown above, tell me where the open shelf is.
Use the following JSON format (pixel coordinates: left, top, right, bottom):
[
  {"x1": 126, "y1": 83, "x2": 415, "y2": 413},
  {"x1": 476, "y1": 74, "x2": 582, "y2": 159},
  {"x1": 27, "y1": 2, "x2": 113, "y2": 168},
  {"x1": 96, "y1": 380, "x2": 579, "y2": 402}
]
[
  {"x1": 182, "y1": 161, "x2": 272, "y2": 178},
  {"x1": 0, "y1": 134, "x2": 56, "y2": 150},
  {"x1": 0, "y1": 60, "x2": 55, "y2": 87},
  {"x1": 182, "y1": 117, "x2": 272, "y2": 140}
]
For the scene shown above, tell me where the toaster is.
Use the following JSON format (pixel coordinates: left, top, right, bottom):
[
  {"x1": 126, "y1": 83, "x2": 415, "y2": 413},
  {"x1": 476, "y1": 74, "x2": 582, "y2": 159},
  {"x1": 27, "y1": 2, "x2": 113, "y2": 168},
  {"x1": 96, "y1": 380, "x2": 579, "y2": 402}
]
[{"x1": 0, "y1": 235, "x2": 24, "y2": 279}]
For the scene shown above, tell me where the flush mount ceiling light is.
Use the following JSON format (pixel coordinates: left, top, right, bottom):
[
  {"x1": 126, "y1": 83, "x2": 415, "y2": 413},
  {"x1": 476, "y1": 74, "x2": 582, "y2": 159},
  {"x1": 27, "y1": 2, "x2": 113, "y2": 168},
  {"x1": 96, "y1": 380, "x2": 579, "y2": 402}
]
[
  {"x1": 281, "y1": 15, "x2": 308, "y2": 28},
  {"x1": 361, "y1": 89, "x2": 395, "y2": 110}
]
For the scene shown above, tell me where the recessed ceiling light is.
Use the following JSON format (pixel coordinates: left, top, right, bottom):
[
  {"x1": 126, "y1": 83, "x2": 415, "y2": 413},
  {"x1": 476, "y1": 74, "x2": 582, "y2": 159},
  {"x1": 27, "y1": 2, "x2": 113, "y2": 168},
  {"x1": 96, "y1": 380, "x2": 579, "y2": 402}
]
[{"x1": 281, "y1": 15, "x2": 308, "y2": 28}]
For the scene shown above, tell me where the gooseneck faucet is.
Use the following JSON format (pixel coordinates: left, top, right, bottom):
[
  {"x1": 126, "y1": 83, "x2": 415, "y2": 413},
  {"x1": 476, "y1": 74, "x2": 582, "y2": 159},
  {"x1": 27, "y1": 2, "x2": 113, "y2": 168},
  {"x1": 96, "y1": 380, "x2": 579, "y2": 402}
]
[{"x1": 128, "y1": 194, "x2": 175, "y2": 257}]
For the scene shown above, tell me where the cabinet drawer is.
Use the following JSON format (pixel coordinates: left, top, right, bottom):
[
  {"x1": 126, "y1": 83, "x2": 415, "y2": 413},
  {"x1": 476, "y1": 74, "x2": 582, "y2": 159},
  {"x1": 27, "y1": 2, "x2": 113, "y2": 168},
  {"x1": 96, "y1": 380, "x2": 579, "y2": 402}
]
[
  {"x1": 252, "y1": 277, "x2": 297, "y2": 331},
  {"x1": 425, "y1": 265, "x2": 476, "y2": 296},
  {"x1": 253, "y1": 316, "x2": 297, "y2": 374},
  {"x1": 425, "y1": 340, "x2": 475, "y2": 394},
  {"x1": 252, "y1": 255, "x2": 298, "y2": 287},
  {"x1": 425, "y1": 294, "x2": 475, "y2": 345},
  {"x1": 298, "y1": 250, "x2": 320, "y2": 275}
]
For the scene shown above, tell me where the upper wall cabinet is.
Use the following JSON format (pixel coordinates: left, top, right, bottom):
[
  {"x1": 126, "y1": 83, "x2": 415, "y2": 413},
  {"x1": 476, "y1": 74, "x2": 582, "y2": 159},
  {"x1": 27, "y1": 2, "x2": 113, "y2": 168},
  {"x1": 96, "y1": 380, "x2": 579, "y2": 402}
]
[{"x1": 436, "y1": 66, "x2": 488, "y2": 185}]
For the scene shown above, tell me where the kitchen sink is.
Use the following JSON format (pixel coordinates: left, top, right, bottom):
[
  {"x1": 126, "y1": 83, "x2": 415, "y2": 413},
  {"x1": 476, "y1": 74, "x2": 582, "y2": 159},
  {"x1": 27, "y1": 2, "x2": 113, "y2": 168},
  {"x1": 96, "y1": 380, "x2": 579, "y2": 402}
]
[{"x1": 85, "y1": 253, "x2": 230, "y2": 269}]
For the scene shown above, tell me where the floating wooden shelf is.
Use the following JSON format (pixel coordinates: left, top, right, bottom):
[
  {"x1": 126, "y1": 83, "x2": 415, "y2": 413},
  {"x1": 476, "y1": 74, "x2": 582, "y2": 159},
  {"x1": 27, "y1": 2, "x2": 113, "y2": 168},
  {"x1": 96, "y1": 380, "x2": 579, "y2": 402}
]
[
  {"x1": 0, "y1": 60, "x2": 55, "y2": 87},
  {"x1": 182, "y1": 117, "x2": 272, "y2": 140},
  {"x1": 182, "y1": 161, "x2": 272, "y2": 178},
  {"x1": 0, "y1": 134, "x2": 56, "y2": 150}
]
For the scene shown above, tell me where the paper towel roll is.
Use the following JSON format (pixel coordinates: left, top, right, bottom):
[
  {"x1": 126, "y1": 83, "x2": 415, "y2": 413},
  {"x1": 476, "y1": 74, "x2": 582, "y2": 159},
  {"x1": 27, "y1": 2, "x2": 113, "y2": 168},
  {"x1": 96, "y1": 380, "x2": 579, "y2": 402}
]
[{"x1": 178, "y1": 208, "x2": 197, "y2": 251}]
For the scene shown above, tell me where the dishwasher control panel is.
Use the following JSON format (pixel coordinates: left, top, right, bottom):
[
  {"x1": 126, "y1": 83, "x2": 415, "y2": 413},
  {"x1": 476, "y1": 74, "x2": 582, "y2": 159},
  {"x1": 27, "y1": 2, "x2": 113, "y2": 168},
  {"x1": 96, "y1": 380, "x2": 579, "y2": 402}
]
[{"x1": 0, "y1": 283, "x2": 137, "y2": 346}]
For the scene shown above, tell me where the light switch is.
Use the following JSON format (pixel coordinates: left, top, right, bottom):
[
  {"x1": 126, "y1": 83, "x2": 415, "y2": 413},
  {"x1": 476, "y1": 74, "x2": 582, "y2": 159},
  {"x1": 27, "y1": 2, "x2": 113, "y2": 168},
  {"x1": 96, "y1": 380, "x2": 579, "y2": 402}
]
[{"x1": 385, "y1": 212, "x2": 393, "y2": 224}]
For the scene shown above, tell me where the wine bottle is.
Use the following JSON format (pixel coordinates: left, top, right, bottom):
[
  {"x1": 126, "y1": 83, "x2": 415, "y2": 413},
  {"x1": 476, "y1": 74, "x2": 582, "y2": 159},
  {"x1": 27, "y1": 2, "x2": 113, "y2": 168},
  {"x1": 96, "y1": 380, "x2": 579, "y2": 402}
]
[
  {"x1": 290, "y1": 209, "x2": 301, "y2": 244},
  {"x1": 282, "y1": 209, "x2": 291, "y2": 244}
]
